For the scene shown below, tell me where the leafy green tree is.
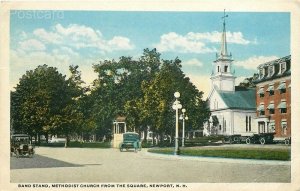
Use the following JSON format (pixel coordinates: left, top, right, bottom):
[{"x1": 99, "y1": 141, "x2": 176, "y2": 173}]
[
  {"x1": 91, "y1": 49, "x2": 162, "y2": 138},
  {"x1": 11, "y1": 65, "x2": 70, "y2": 143},
  {"x1": 90, "y1": 48, "x2": 210, "y2": 142},
  {"x1": 238, "y1": 73, "x2": 259, "y2": 88},
  {"x1": 11, "y1": 65, "x2": 85, "y2": 147},
  {"x1": 140, "y1": 58, "x2": 209, "y2": 141}
]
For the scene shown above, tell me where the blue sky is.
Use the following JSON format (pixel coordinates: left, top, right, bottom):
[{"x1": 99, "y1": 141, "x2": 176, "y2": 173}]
[{"x1": 10, "y1": 11, "x2": 290, "y2": 97}]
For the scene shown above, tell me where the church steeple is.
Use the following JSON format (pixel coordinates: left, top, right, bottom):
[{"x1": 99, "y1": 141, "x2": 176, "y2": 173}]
[
  {"x1": 211, "y1": 9, "x2": 235, "y2": 92},
  {"x1": 217, "y1": 9, "x2": 232, "y2": 61}
]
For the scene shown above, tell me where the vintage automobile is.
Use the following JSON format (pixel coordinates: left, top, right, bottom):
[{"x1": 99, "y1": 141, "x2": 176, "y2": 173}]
[
  {"x1": 245, "y1": 133, "x2": 275, "y2": 145},
  {"x1": 119, "y1": 132, "x2": 142, "y2": 152},
  {"x1": 10, "y1": 134, "x2": 35, "y2": 158},
  {"x1": 223, "y1": 132, "x2": 275, "y2": 145}
]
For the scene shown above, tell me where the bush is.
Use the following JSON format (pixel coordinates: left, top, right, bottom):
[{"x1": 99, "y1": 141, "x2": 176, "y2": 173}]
[
  {"x1": 39, "y1": 141, "x2": 111, "y2": 148},
  {"x1": 184, "y1": 136, "x2": 224, "y2": 147},
  {"x1": 141, "y1": 141, "x2": 153, "y2": 148}
]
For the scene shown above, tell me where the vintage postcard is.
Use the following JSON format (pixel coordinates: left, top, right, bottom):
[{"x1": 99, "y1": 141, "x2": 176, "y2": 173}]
[{"x1": 1, "y1": 0, "x2": 300, "y2": 191}]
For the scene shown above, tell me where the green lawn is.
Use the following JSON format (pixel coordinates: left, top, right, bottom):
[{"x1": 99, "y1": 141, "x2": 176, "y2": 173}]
[{"x1": 148, "y1": 147, "x2": 291, "y2": 161}]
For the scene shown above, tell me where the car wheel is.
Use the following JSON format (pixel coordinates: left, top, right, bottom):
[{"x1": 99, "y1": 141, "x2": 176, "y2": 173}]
[
  {"x1": 285, "y1": 139, "x2": 290, "y2": 145},
  {"x1": 260, "y1": 137, "x2": 266, "y2": 145},
  {"x1": 246, "y1": 138, "x2": 251, "y2": 144}
]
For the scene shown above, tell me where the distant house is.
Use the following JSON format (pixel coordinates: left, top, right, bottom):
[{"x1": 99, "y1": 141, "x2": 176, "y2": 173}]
[
  {"x1": 254, "y1": 55, "x2": 291, "y2": 140},
  {"x1": 204, "y1": 12, "x2": 257, "y2": 136}
]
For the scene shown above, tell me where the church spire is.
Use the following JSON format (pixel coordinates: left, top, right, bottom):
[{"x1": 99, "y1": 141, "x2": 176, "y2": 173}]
[
  {"x1": 217, "y1": 9, "x2": 232, "y2": 61},
  {"x1": 221, "y1": 9, "x2": 228, "y2": 57}
]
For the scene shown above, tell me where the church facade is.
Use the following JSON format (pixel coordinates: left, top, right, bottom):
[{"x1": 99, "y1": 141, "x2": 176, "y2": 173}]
[{"x1": 203, "y1": 12, "x2": 257, "y2": 136}]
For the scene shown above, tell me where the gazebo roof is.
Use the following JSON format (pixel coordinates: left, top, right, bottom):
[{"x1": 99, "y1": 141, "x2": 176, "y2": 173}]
[{"x1": 115, "y1": 116, "x2": 126, "y2": 122}]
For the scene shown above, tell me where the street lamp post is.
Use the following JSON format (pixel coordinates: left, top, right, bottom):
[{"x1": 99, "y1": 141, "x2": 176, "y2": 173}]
[
  {"x1": 172, "y1": 92, "x2": 182, "y2": 155},
  {"x1": 180, "y1": 109, "x2": 188, "y2": 147}
]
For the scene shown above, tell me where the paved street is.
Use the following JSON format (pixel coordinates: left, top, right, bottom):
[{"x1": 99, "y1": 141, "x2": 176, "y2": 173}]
[{"x1": 11, "y1": 147, "x2": 290, "y2": 183}]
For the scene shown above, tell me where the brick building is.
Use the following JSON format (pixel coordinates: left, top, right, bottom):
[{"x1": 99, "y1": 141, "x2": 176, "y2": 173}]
[{"x1": 254, "y1": 55, "x2": 291, "y2": 140}]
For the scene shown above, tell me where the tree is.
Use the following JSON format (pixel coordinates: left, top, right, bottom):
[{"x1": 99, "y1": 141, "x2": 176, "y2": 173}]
[
  {"x1": 238, "y1": 73, "x2": 259, "y2": 88},
  {"x1": 11, "y1": 64, "x2": 85, "y2": 147},
  {"x1": 11, "y1": 65, "x2": 70, "y2": 143},
  {"x1": 91, "y1": 49, "x2": 162, "y2": 138},
  {"x1": 140, "y1": 58, "x2": 210, "y2": 141}
]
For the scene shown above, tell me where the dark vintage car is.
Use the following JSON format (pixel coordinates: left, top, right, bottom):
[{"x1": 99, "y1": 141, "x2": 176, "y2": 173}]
[
  {"x1": 119, "y1": 132, "x2": 141, "y2": 152},
  {"x1": 223, "y1": 133, "x2": 275, "y2": 145},
  {"x1": 245, "y1": 133, "x2": 275, "y2": 145},
  {"x1": 10, "y1": 134, "x2": 35, "y2": 158}
]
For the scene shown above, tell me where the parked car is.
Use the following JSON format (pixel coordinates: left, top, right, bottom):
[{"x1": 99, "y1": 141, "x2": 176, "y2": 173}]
[
  {"x1": 10, "y1": 134, "x2": 35, "y2": 158},
  {"x1": 119, "y1": 132, "x2": 141, "y2": 152},
  {"x1": 223, "y1": 133, "x2": 275, "y2": 145}
]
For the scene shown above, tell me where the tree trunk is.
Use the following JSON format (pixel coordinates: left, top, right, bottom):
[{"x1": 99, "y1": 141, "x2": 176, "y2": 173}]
[
  {"x1": 143, "y1": 129, "x2": 148, "y2": 142},
  {"x1": 65, "y1": 134, "x2": 69, "y2": 148},
  {"x1": 45, "y1": 133, "x2": 49, "y2": 143},
  {"x1": 34, "y1": 134, "x2": 38, "y2": 145},
  {"x1": 37, "y1": 133, "x2": 41, "y2": 146}
]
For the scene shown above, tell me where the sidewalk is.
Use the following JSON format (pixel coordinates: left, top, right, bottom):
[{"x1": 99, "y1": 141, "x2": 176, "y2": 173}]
[{"x1": 141, "y1": 149, "x2": 291, "y2": 166}]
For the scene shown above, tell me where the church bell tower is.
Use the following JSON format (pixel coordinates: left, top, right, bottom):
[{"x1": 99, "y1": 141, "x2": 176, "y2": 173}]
[{"x1": 211, "y1": 10, "x2": 236, "y2": 92}]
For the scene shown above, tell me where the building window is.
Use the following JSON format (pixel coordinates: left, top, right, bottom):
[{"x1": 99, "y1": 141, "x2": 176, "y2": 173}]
[
  {"x1": 278, "y1": 100, "x2": 287, "y2": 114},
  {"x1": 267, "y1": 84, "x2": 274, "y2": 96},
  {"x1": 277, "y1": 82, "x2": 286, "y2": 94},
  {"x1": 264, "y1": 67, "x2": 268, "y2": 77},
  {"x1": 268, "y1": 65, "x2": 274, "y2": 77},
  {"x1": 224, "y1": 65, "x2": 228, "y2": 72},
  {"x1": 281, "y1": 121, "x2": 287, "y2": 135},
  {"x1": 217, "y1": 66, "x2": 220, "y2": 72},
  {"x1": 219, "y1": 125, "x2": 222, "y2": 131},
  {"x1": 268, "y1": 120, "x2": 275, "y2": 133},
  {"x1": 257, "y1": 87, "x2": 264, "y2": 98},
  {"x1": 257, "y1": 104, "x2": 265, "y2": 116},
  {"x1": 249, "y1": 116, "x2": 251, "y2": 131},
  {"x1": 246, "y1": 116, "x2": 248, "y2": 132},
  {"x1": 280, "y1": 108, "x2": 287, "y2": 114},
  {"x1": 280, "y1": 62, "x2": 286, "y2": 74},
  {"x1": 267, "y1": 102, "x2": 275, "y2": 114}
]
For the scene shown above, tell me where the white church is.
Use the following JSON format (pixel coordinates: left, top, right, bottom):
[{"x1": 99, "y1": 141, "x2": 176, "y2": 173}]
[{"x1": 203, "y1": 12, "x2": 257, "y2": 136}]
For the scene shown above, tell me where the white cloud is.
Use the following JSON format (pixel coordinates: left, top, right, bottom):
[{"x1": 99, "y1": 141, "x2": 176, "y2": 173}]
[
  {"x1": 53, "y1": 24, "x2": 134, "y2": 52},
  {"x1": 55, "y1": 24, "x2": 101, "y2": 42},
  {"x1": 187, "y1": 31, "x2": 251, "y2": 45},
  {"x1": 20, "y1": 31, "x2": 27, "y2": 39},
  {"x1": 108, "y1": 36, "x2": 135, "y2": 50},
  {"x1": 155, "y1": 31, "x2": 254, "y2": 53},
  {"x1": 182, "y1": 58, "x2": 203, "y2": 67},
  {"x1": 19, "y1": 39, "x2": 46, "y2": 51},
  {"x1": 52, "y1": 46, "x2": 79, "y2": 57},
  {"x1": 33, "y1": 28, "x2": 62, "y2": 44},
  {"x1": 235, "y1": 55, "x2": 279, "y2": 70},
  {"x1": 29, "y1": 23, "x2": 135, "y2": 52},
  {"x1": 155, "y1": 32, "x2": 216, "y2": 54}
]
